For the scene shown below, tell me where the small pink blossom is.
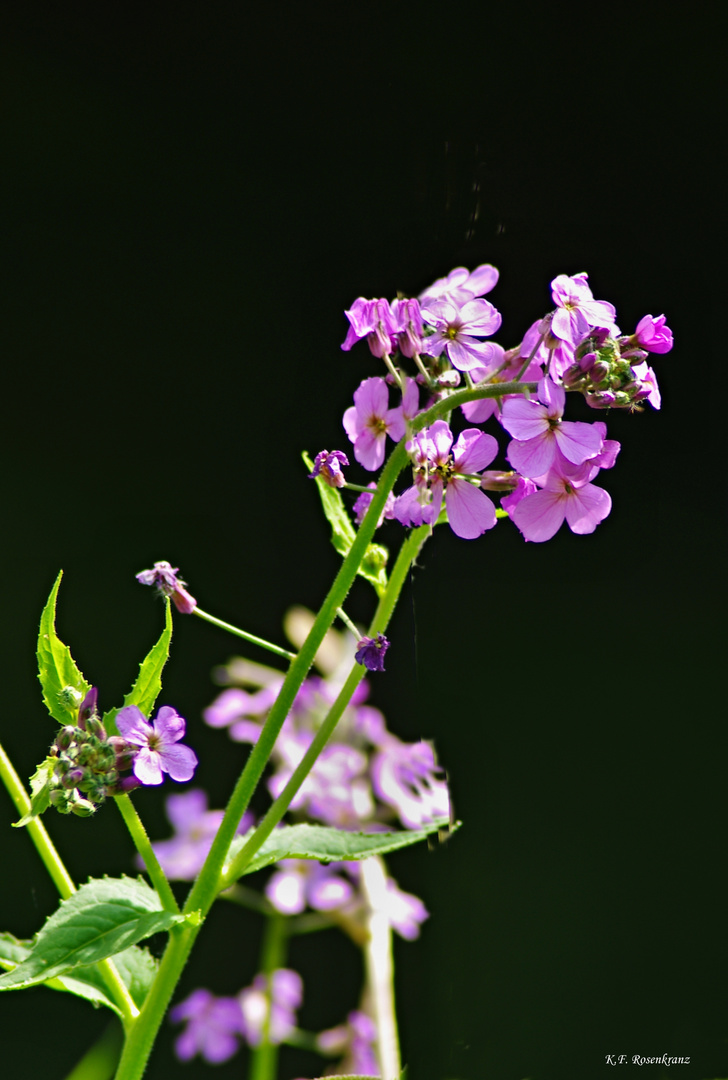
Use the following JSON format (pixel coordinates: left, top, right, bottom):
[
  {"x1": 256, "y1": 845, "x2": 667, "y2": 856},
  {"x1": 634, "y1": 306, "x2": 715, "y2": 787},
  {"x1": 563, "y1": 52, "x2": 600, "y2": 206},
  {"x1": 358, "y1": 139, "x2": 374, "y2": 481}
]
[
  {"x1": 421, "y1": 298, "x2": 502, "y2": 372},
  {"x1": 633, "y1": 314, "x2": 673, "y2": 354},
  {"x1": 508, "y1": 461, "x2": 612, "y2": 542},
  {"x1": 550, "y1": 272, "x2": 617, "y2": 346},
  {"x1": 501, "y1": 377, "x2": 603, "y2": 478},
  {"x1": 343, "y1": 377, "x2": 406, "y2": 471}
]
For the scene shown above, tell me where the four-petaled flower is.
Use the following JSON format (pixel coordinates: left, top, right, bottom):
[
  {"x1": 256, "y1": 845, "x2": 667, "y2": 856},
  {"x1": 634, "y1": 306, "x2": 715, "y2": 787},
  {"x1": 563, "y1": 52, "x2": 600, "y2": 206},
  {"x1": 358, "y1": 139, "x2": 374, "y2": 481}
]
[
  {"x1": 116, "y1": 705, "x2": 198, "y2": 786},
  {"x1": 342, "y1": 377, "x2": 406, "y2": 471}
]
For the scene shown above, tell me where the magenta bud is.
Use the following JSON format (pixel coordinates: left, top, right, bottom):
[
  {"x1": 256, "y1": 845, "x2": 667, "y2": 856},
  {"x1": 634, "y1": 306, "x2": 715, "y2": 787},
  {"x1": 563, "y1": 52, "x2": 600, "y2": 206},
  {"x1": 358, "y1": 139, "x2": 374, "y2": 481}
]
[
  {"x1": 109, "y1": 775, "x2": 142, "y2": 795},
  {"x1": 589, "y1": 360, "x2": 610, "y2": 383},
  {"x1": 172, "y1": 586, "x2": 197, "y2": 614}
]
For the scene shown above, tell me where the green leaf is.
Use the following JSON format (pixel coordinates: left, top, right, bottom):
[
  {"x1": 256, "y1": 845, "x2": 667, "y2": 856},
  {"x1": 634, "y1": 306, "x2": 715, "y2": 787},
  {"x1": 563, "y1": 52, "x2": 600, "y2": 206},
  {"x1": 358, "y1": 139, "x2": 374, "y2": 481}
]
[
  {"x1": 12, "y1": 757, "x2": 55, "y2": 827},
  {"x1": 37, "y1": 571, "x2": 91, "y2": 726},
  {"x1": 103, "y1": 599, "x2": 172, "y2": 733},
  {"x1": 0, "y1": 932, "x2": 157, "y2": 1015},
  {"x1": 303, "y1": 452, "x2": 388, "y2": 598},
  {"x1": 0, "y1": 876, "x2": 184, "y2": 992},
  {"x1": 224, "y1": 819, "x2": 459, "y2": 881}
]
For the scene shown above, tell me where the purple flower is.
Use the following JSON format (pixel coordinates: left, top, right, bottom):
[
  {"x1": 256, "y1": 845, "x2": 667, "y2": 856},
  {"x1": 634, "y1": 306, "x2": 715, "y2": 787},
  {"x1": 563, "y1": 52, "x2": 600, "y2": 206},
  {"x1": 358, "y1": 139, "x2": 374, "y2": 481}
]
[
  {"x1": 371, "y1": 739, "x2": 450, "y2": 830},
  {"x1": 419, "y1": 262, "x2": 499, "y2": 312},
  {"x1": 394, "y1": 420, "x2": 499, "y2": 539},
  {"x1": 317, "y1": 1010, "x2": 379, "y2": 1076},
  {"x1": 135, "y1": 560, "x2": 197, "y2": 614},
  {"x1": 353, "y1": 482, "x2": 396, "y2": 527},
  {"x1": 341, "y1": 297, "x2": 397, "y2": 358},
  {"x1": 143, "y1": 789, "x2": 252, "y2": 880},
  {"x1": 633, "y1": 313, "x2": 673, "y2": 354},
  {"x1": 239, "y1": 969, "x2": 303, "y2": 1047},
  {"x1": 308, "y1": 449, "x2": 349, "y2": 488},
  {"x1": 390, "y1": 296, "x2": 426, "y2": 357},
  {"x1": 170, "y1": 988, "x2": 245, "y2": 1064},
  {"x1": 268, "y1": 739, "x2": 374, "y2": 826},
  {"x1": 501, "y1": 377, "x2": 603, "y2": 478},
  {"x1": 631, "y1": 360, "x2": 661, "y2": 409},
  {"x1": 550, "y1": 272, "x2": 617, "y2": 346},
  {"x1": 115, "y1": 705, "x2": 198, "y2": 786},
  {"x1": 508, "y1": 460, "x2": 612, "y2": 543},
  {"x1": 421, "y1": 297, "x2": 502, "y2": 372},
  {"x1": 342, "y1": 377, "x2": 406, "y2": 471},
  {"x1": 265, "y1": 859, "x2": 355, "y2": 915},
  {"x1": 355, "y1": 634, "x2": 390, "y2": 672}
]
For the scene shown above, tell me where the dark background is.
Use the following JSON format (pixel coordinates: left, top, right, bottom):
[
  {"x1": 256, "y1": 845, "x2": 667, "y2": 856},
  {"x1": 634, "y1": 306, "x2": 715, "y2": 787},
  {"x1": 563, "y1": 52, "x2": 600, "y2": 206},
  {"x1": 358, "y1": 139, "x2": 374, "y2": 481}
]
[{"x1": 0, "y1": 4, "x2": 725, "y2": 1079}]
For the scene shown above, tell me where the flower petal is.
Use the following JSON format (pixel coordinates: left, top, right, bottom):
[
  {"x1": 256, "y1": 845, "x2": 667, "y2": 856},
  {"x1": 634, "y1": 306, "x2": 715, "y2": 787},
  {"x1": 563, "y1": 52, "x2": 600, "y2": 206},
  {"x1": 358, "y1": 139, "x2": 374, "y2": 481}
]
[{"x1": 445, "y1": 480, "x2": 496, "y2": 539}]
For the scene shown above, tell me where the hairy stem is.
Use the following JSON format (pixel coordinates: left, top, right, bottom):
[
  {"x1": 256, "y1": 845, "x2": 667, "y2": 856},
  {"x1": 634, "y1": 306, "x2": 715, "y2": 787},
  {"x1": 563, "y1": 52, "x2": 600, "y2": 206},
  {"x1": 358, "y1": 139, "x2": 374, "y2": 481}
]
[{"x1": 114, "y1": 793, "x2": 179, "y2": 914}]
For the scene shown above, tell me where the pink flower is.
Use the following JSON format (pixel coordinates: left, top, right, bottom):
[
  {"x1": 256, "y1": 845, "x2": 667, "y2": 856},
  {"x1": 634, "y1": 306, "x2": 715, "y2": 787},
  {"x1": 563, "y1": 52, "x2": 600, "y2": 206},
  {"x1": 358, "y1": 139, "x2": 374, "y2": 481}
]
[
  {"x1": 342, "y1": 377, "x2": 406, "y2": 471},
  {"x1": 419, "y1": 262, "x2": 499, "y2": 311},
  {"x1": 633, "y1": 314, "x2": 673, "y2": 354},
  {"x1": 550, "y1": 272, "x2": 617, "y2": 346},
  {"x1": 394, "y1": 420, "x2": 498, "y2": 539},
  {"x1": 501, "y1": 377, "x2": 603, "y2": 478},
  {"x1": 508, "y1": 461, "x2": 612, "y2": 542},
  {"x1": 341, "y1": 297, "x2": 397, "y2": 357},
  {"x1": 421, "y1": 298, "x2": 502, "y2": 372}
]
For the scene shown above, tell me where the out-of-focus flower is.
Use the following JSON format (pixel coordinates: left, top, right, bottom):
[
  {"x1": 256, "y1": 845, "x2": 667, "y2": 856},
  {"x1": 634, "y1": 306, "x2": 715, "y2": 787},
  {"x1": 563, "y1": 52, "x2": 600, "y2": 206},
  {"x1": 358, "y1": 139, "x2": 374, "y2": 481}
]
[
  {"x1": 115, "y1": 705, "x2": 197, "y2": 786},
  {"x1": 170, "y1": 988, "x2": 245, "y2": 1064},
  {"x1": 317, "y1": 1009, "x2": 379, "y2": 1076},
  {"x1": 239, "y1": 969, "x2": 303, "y2": 1047},
  {"x1": 371, "y1": 739, "x2": 450, "y2": 830},
  {"x1": 265, "y1": 859, "x2": 355, "y2": 915},
  {"x1": 141, "y1": 789, "x2": 252, "y2": 880}
]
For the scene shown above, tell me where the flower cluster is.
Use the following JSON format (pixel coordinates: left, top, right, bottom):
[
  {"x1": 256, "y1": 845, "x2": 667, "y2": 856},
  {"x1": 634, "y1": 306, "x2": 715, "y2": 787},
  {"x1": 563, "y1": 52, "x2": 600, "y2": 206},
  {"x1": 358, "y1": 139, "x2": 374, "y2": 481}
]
[
  {"x1": 334, "y1": 265, "x2": 671, "y2": 542},
  {"x1": 47, "y1": 689, "x2": 198, "y2": 816},
  {"x1": 151, "y1": 621, "x2": 447, "y2": 1073}
]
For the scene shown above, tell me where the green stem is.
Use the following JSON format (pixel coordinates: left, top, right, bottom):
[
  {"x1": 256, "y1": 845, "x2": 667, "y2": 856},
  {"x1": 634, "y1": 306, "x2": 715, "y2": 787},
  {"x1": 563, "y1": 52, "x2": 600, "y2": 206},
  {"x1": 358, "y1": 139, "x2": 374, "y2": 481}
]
[
  {"x1": 336, "y1": 606, "x2": 362, "y2": 641},
  {"x1": 110, "y1": 375, "x2": 532, "y2": 1079},
  {"x1": 248, "y1": 912, "x2": 288, "y2": 1080},
  {"x1": 221, "y1": 523, "x2": 430, "y2": 889},
  {"x1": 0, "y1": 740, "x2": 139, "y2": 1028},
  {"x1": 113, "y1": 794, "x2": 179, "y2": 914},
  {"x1": 192, "y1": 608, "x2": 297, "y2": 662}
]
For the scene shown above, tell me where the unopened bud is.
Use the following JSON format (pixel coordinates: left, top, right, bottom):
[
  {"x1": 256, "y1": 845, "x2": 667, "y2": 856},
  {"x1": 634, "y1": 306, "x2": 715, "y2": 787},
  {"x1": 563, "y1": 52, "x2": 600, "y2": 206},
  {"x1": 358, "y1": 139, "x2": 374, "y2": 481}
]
[
  {"x1": 62, "y1": 767, "x2": 86, "y2": 790},
  {"x1": 58, "y1": 686, "x2": 83, "y2": 709},
  {"x1": 55, "y1": 726, "x2": 77, "y2": 752}
]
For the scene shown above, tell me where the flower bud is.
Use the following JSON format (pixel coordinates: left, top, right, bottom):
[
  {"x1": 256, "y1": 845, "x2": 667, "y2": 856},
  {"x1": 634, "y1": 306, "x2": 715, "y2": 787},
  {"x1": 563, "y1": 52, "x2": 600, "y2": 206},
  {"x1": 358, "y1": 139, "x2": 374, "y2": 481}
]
[
  {"x1": 61, "y1": 767, "x2": 86, "y2": 790},
  {"x1": 55, "y1": 726, "x2": 77, "y2": 752},
  {"x1": 58, "y1": 686, "x2": 83, "y2": 710}
]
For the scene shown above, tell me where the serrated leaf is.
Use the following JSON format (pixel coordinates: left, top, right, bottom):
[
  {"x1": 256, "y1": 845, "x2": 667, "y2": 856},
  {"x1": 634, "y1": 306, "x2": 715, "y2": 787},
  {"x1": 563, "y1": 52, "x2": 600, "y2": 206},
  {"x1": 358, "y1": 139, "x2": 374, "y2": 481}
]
[
  {"x1": 303, "y1": 452, "x2": 388, "y2": 598},
  {"x1": 12, "y1": 757, "x2": 55, "y2": 827},
  {"x1": 0, "y1": 932, "x2": 157, "y2": 1015},
  {"x1": 37, "y1": 571, "x2": 91, "y2": 725},
  {"x1": 224, "y1": 819, "x2": 458, "y2": 881},
  {"x1": 0, "y1": 876, "x2": 184, "y2": 992},
  {"x1": 103, "y1": 599, "x2": 172, "y2": 733}
]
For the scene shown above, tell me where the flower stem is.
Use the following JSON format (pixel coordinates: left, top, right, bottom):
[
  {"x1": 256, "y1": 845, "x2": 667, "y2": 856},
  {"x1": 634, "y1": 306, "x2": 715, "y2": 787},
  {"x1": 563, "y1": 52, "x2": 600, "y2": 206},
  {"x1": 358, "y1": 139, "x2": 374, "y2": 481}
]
[
  {"x1": 248, "y1": 912, "x2": 289, "y2": 1080},
  {"x1": 192, "y1": 607, "x2": 298, "y2": 662},
  {"x1": 220, "y1": 523, "x2": 431, "y2": 889},
  {"x1": 113, "y1": 793, "x2": 179, "y2": 914},
  {"x1": 335, "y1": 606, "x2": 362, "y2": 641},
  {"x1": 0, "y1": 739, "x2": 139, "y2": 1028},
  {"x1": 62, "y1": 1020, "x2": 123, "y2": 1080},
  {"x1": 360, "y1": 856, "x2": 401, "y2": 1080}
]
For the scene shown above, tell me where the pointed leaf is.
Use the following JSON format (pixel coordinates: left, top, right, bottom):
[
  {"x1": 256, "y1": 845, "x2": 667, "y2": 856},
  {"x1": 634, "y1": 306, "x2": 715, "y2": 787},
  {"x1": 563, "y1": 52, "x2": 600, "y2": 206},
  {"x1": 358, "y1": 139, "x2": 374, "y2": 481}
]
[
  {"x1": 224, "y1": 819, "x2": 458, "y2": 881},
  {"x1": 104, "y1": 599, "x2": 172, "y2": 733},
  {"x1": 37, "y1": 571, "x2": 91, "y2": 725},
  {"x1": 303, "y1": 453, "x2": 388, "y2": 597},
  {"x1": 0, "y1": 932, "x2": 157, "y2": 1015},
  {"x1": 12, "y1": 757, "x2": 55, "y2": 827},
  {"x1": 0, "y1": 876, "x2": 184, "y2": 991}
]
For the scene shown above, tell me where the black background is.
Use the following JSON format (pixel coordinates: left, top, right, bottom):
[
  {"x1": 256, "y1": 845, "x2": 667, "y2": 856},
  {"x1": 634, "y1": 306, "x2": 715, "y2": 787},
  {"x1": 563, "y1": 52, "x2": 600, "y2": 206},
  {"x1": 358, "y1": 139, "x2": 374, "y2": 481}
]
[{"x1": 1, "y1": 4, "x2": 725, "y2": 1079}]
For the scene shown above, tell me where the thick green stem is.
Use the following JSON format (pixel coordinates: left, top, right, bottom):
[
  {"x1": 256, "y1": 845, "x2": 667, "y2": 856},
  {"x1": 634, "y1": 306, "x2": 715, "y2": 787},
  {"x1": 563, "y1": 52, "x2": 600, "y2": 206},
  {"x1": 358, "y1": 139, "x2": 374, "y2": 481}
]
[
  {"x1": 248, "y1": 912, "x2": 288, "y2": 1080},
  {"x1": 0, "y1": 740, "x2": 139, "y2": 1027},
  {"x1": 192, "y1": 608, "x2": 297, "y2": 662},
  {"x1": 114, "y1": 794, "x2": 179, "y2": 914},
  {"x1": 63, "y1": 1020, "x2": 123, "y2": 1080}
]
